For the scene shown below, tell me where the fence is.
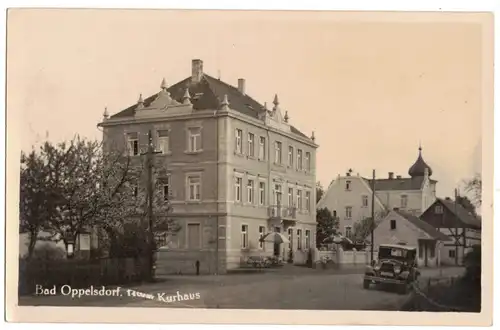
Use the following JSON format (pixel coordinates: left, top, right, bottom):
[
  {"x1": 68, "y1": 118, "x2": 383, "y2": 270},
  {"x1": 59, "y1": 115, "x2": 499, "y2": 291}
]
[
  {"x1": 315, "y1": 247, "x2": 371, "y2": 268},
  {"x1": 403, "y1": 275, "x2": 479, "y2": 312},
  {"x1": 18, "y1": 257, "x2": 150, "y2": 295}
]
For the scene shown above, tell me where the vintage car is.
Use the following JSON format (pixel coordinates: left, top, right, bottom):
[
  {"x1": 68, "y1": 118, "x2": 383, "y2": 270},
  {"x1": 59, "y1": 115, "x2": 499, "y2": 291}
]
[{"x1": 363, "y1": 244, "x2": 420, "y2": 294}]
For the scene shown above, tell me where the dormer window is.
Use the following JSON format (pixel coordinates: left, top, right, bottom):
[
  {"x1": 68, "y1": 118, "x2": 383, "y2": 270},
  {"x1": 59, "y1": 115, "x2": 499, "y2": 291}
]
[{"x1": 345, "y1": 180, "x2": 351, "y2": 191}]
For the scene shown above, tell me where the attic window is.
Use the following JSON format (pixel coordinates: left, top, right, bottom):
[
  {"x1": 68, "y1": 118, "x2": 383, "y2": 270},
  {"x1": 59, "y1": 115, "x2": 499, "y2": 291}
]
[
  {"x1": 435, "y1": 205, "x2": 444, "y2": 214},
  {"x1": 345, "y1": 180, "x2": 351, "y2": 191},
  {"x1": 192, "y1": 93, "x2": 204, "y2": 100},
  {"x1": 390, "y1": 220, "x2": 396, "y2": 230}
]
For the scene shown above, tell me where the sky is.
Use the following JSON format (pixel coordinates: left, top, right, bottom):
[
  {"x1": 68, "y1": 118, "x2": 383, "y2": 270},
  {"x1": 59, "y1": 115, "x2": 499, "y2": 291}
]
[{"x1": 7, "y1": 9, "x2": 485, "y2": 200}]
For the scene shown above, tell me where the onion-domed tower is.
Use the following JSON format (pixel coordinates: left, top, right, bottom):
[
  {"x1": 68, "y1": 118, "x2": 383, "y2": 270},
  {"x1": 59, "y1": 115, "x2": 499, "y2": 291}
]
[{"x1": 408, "y1": 145, "x2": 433, "y2": 178}]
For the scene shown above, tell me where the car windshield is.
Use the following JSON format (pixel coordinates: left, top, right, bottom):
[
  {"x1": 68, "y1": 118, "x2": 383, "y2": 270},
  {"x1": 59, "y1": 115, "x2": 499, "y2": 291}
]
[{"x1": 378, "y1": 247, "x2": 409, "y2": 260}]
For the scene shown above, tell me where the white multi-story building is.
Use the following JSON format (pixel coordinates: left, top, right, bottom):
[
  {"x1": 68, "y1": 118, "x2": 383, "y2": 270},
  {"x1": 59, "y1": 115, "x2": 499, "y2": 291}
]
[{"x1": 317, "y1": 147, "x2": 437, "y2": 238}]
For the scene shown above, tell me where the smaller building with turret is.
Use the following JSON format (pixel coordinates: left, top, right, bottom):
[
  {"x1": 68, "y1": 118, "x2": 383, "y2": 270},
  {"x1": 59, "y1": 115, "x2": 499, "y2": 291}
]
[{"x1": 317, "y1": 146, "x2": 437, "y2": 239}]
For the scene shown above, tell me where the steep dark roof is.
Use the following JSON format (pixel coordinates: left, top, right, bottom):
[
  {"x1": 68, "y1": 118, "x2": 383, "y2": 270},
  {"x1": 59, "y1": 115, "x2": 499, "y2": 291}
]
[
  {"x1": 438, "y1": 198, "x2": 481, "y2": 229},
  {"x1": 110, "y1": 74, "x2": 309, "y2": 139},
  {"x1": 363, "y1": 176, "x2": 437, "y2": 191},
  {"x1": 408, "y1": 147, "x2": 433, "y2": 177},
  {"x1": 394, "y1": 210, "x2": 451, "y2": 241}
]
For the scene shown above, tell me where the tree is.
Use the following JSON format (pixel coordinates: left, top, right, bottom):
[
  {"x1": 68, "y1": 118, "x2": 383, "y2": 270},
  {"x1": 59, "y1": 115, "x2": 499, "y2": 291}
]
[
  {"x1": 316, "y1": 207, "x2": 338, "y2": 247},
  {"x1": 19, "y1": 150, "x2": 57, "y2": 259},
  {"x1": 19, "y1": 136, "x2": 179, "y2": 257},
  {"x1": 464, "y1": 173, "x2": 482, "y2": 207},
  {"x1": 316, "y1": 181, "x2": 324, "y2": 204},
  {"x1": 352, "y1": 210, "x2": 390, "y2": 242},
  {"x1": 456, "y1": 195, "x2": 478, "y2": 217}
]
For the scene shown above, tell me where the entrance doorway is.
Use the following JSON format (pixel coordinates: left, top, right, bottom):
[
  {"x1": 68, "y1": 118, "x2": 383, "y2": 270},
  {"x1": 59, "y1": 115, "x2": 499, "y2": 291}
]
[{"x1": 273, "y1": 226, "x2": 281, "y2": 257}]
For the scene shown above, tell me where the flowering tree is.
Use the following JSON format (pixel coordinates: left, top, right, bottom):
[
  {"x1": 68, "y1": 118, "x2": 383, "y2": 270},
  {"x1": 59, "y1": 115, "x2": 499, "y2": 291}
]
[
  {"x1": 19, "y1": 136, "x2": 179, "y2": 257},
  {"x1": 352, "y1": 210, "x2": 389, "y2": 242}
]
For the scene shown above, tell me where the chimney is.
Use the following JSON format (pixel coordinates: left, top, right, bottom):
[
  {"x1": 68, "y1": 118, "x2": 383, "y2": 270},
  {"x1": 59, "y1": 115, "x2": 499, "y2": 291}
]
[
  {"x1": 388, "y1": 172, "x2": 394, "y2": 179},
  {"x1": 191, "y1": 59, "x2": 203, "y2": 83},
  {"x1": 396, "y1": 175, "x2": 402, "y2": 179},
  {"x1": 237, "y1": 78, "x2": 246, "y2": 95},
  {"x1": 393, "y1": 207, "x2": 399, "y2": 211}
]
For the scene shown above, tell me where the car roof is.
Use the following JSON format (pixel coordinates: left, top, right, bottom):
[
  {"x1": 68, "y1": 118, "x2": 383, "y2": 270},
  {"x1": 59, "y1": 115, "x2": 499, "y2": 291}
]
[{"x1": 379, "y1": 244, "x2": 417, "y2": 250}]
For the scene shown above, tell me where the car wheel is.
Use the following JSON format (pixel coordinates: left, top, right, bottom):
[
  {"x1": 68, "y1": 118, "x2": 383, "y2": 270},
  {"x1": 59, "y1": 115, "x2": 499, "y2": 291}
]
[{"x1": 363, "y1": 280, "x2": 370, "y2": 289}]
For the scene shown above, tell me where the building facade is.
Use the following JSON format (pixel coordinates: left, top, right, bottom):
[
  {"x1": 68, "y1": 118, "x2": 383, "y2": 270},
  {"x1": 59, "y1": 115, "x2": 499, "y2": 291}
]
[
  {"x1": 317, "y1": 147, "x2": 437, "y2": 239},
  {"x1": 98, "y1": 59, "x2": 318, "y2": 274},
  {"x1": 420, "y1": 198, "x2": 481, "y2": 266},
  {"x1": 373, "y1": 209, "x2": 451, "y2": 268}
]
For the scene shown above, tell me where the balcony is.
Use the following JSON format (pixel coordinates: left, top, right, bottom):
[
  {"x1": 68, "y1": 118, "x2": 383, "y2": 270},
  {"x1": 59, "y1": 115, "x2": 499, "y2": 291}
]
[{"x1": 268, "y1": 205, "x2": 297, "y2": 220}]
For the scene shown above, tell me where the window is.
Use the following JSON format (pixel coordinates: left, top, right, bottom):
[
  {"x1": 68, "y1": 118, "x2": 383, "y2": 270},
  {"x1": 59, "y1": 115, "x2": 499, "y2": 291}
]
[
  {"x1": 247, "y1": 179, "x2": 254, "y2": 204},
  {"x1": 435, "y1": 205, "x2": 444, "y2": 214},
  {"x1": 259, "y1": 182, "x2": 265, "y2": 205},
  {"x1": 241, "y1": 225, "x2": 248, "y2": 249},
  {"x1": 449, "y1": 249, "x2": 456, "y2": 258},
  {"x1": 345, "y1": 226, "x2": 352, "y2": 239},
  {"x1": 274, "y1": 141, "x2": 282, "y2": 164},
  {"x1": 248, "y1": 133, "x2": 255, "y2": 157},
  {"x1": 345, "y1": 206, "x2": 352, "y2": 219},
  {"x1": 187, "y1": 175, "x2": 201, "y2": 201},
  {"x1": 258, "y1": 136, "x2": 266, "y2": 160},
  {"x1": 362, "y1": 195, "x2": 368, "y2": 207},
  {"x1": 345, "y1": 180, "x2": 351, "y2": 191},
  {"x1": 235, "y1": 177, "x2": 242, "y2": 202},
  {"x1": 333, "y1": 210, "x2": 337, "y2": 218},
  {"x1": 297, "y1": 149, "x2": 303, "y2": 170},
  {"x1": 288, "y1": 146, "x2": 294, "y2": 167},
  {"x1": 288, "y1": 228, "x2": 293, "y2": 248},
  {"x1": 390, "y1": 219, "x2": 396, "y2": 230},
  {"x1": 235, "y1": 129, "x2": 243, "y2": 153},
  {"x1": 297, "y1": 190, "x2": 303, "y2": 210},
  {"x1": 305, "y1": 152, "x2": 311, "y2": 171},
  {"x1": 274, "y1": 184, "x2": 282, "y2": 205},
  {"x1": 188, "y1": 127, "x2": 202, "y2": 152},
  {"x1": 430, "y1": 241, "x2": 435, "y2": 258},
  {"x1": 187, "y1": 224, "x2": 201, "y2": 249},
  {"x1": 258, "y1": 226, "x2": 266, "y2": 249},
  {"x1": 127, "y1": 132, "x2": 139, "y2": 156},
  {"x1": 162, "y1": 175, "x2": 170, "y2": 201},
  {"x1": 157, "y1": 130, "x2": 170, "y2": 153},
  {"x1": 305, "y1": 230, "x2": 311, "y2": 249},
  {"x1": 288, "y1": 187, "x2": 294, "y2": 206},
  {"x1": 305, "y1": 191, "x2": 311, "y2": 211},
  {"x1": 401, "y1": 195, "x2": 408, "y2": 208},
  {"x1": 297, "y1": 229, "x2": 303, "y2": 250}
]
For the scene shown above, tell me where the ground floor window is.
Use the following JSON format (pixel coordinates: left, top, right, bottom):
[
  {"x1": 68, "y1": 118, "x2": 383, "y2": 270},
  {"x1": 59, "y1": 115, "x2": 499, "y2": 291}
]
[
  {"x1": 305, "y1": 230, "x2": 311, "y2": 249},
  {"x1": 241, "y1": 225, "x2": 248, "y2": 249},
  {"x1": 418, "y1": 241, "x2": 424, "y2": 258},
  {"x1": 429, "y1": 241, "x2": 436, "y2": 258},
  {"x1": 258, "y1": 226, "x2": 266, "y2": 250}
]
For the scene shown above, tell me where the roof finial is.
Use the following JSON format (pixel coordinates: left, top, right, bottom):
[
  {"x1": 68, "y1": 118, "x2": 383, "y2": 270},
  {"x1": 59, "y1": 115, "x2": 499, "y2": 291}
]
[
  {"x1": 137, "y1": 94, "x2": 144, "y2": 109},
  {"x1": 311, "y1": 131, "x2": 315, "y2": 142},
  {"x1": 284, "y1": 111, "x2": 289, "y2": 123},
  {"x1": 419, "y1": 141, "x2": 422, "y2": 153},
  {"x1": 273, "y1": 94, "x2": 279, "y2": 110},
  {"x1": 103, "y1": 106, "x2": 109, "y2": 120},
  {"x1": 221, "y1": 94, "x2": 230, "y2": 110},
  {"x1": 182, "y1": 87, "x2": 192, "y2": 105},
  {"x1": 160, "y1": 78, "x2": 168, "y2": 91},
  {"x1": 264, "y1": 102, "x2": 268, "y2": 111}
]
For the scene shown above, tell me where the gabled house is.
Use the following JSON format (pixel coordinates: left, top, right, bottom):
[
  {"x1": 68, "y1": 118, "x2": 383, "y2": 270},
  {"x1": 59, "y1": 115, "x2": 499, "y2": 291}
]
[
  {"x1": 317, "y1": 146, "x2": 437, "y2": 239},
  {"x1": 420, "y1": 198, "x2": 481, "y2": 266},
  {"x1": 372, "y1": 209, "x2": 451, "y2": 267}
]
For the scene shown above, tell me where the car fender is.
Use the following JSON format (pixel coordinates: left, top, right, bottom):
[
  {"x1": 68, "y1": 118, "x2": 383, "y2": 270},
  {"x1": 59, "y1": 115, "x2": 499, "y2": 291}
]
[{"x1": 364, "y1": 265, "x2": 375, "y2": 276}]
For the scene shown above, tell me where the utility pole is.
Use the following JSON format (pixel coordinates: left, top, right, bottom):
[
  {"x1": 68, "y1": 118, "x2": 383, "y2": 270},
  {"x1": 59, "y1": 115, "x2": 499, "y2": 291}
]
[
  {"x1": 143, "y1": 130, "x2": 161, "y2": 281},
  {"x1": 454, "y1": 188, "x2": 459, "y2": 266},
  {"x1": 370, "y1": 169, "x2": 376, "y2": 263}
]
